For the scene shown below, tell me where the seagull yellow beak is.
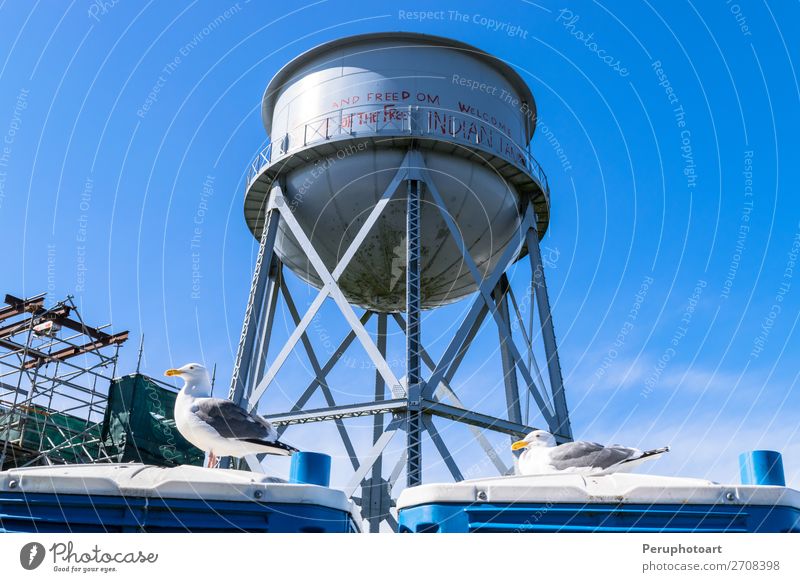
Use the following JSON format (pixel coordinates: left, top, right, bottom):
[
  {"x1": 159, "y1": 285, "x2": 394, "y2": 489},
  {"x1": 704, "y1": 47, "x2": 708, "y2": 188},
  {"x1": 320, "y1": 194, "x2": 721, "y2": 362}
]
[
  {"x1": 164, "y1": 369, "x2": 181, "y2": 377},
  {"x1": 511, "y1": 440, "x2": 528, "y2": 451}
]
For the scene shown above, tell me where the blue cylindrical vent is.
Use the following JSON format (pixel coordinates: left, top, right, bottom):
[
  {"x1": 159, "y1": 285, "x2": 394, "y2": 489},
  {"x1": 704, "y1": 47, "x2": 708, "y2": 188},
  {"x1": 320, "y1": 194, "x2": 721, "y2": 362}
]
[
  {"x1": 739, "y1": 450, "x2": 785, "y2": 486},
  {"x1": 289, "y1": 452, "x2": 331, "y2": 487}
]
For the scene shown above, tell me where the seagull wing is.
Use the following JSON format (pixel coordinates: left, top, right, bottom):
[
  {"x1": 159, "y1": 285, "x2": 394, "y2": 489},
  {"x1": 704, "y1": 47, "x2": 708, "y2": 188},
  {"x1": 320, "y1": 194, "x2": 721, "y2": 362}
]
[
  {"x1": 192, "y1": 398, "x2": 275, "y2": 442},
  {"x1": 548, "y1": 441, "x2": 641, "y2": 472}
]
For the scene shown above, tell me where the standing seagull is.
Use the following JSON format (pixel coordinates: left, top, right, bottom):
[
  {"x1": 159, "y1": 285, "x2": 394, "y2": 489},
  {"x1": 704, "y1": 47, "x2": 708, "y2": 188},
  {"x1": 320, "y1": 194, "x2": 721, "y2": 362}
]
[
  {"x1": 166, "y1": 363, "x2": 297, "y2": 467},
  {"x1": 512, "y1": 430, "x2": 669, "y2": 476}
]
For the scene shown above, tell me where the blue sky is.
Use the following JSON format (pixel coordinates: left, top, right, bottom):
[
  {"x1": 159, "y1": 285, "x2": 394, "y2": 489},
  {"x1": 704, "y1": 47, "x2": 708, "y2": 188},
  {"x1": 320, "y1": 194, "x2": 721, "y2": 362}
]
[{"x1": 0, "y1": 0, "x2": 798, "y2": 490}]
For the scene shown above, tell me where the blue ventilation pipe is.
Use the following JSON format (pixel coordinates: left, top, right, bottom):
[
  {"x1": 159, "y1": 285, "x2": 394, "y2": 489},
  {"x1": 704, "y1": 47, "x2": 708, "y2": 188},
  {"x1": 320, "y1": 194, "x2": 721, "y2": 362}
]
[
  {"x1": 289, "y1": 452, "x2": 332, "y2": 487},
  {"x1": 739, "y1": 450, "x2": 785, "y2": 486}
]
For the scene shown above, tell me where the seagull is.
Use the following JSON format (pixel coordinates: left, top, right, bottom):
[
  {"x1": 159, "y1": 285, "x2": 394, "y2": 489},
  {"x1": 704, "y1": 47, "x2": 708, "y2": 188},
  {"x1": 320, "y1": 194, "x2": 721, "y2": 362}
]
[
  {"x1": 512, "y1": 430, "x2": 669, "y2": 476},
  {"x1": 166, "y1": 363, "x2": 297, "y2": 468}
]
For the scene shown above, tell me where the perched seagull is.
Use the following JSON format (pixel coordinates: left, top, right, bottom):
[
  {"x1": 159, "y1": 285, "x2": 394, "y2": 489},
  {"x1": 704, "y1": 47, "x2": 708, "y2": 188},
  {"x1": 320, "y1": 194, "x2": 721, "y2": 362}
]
[
  {"x1": 166, "y1": 363, "x2": 297, "y2": 467},
  {"x1": 512, "y1": 430, "x2": 669, "y2": 476}
]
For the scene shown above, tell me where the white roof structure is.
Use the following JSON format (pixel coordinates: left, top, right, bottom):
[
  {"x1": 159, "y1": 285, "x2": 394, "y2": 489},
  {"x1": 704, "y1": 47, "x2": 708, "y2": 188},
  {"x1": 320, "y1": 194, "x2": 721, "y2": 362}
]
[
  {"x1": 397, "y1": 473, "x2": 800, "y2": 509},
  {"x1": 0, "y1": 463, "x2": 361, "y2": 526}
]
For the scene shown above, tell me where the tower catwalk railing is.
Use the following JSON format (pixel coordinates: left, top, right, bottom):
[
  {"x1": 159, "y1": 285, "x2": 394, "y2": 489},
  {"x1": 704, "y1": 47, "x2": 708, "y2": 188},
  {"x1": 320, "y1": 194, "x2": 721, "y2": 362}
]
[{"x1": 245, "y1": 104, "x2": 550, "y2": 195}]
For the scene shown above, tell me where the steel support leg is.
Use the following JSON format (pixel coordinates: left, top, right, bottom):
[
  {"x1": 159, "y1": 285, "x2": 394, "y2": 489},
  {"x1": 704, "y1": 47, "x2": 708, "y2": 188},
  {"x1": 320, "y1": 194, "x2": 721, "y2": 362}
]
[
  {"x1": 494, "y1": 275, "x2": 523, "y2": 428},
  {"x1": 525, "y1": 209, "x2": 572, "y2": 440},
  {"x1": 406, "y1": 178, "x2": 422, "y2": 488},
  {"x1": 249, "y1": 262, "x2": 281, "y2": 395},
  {"x1": 222, "y1": 200, "x2": 280, "y2": 470},
  {"x1": 228, "y1": 203, "x2": 280, "y2": 405},
  {"x1": 507, "y1": 283, "x2": 550, "y2": 420},
  {"x1": 366, "y1": 313, "x2": 388, "y2": 532}
]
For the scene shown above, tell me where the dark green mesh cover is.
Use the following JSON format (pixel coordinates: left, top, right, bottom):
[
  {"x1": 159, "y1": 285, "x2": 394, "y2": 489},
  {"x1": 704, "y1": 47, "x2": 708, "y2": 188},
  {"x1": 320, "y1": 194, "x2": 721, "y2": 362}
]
[
  {"x1": 0, "y1": 405, "x2": 102, "y2": 464},
  {"x1": 101, "y1": 374, "x2": 204, "y2": 466}
]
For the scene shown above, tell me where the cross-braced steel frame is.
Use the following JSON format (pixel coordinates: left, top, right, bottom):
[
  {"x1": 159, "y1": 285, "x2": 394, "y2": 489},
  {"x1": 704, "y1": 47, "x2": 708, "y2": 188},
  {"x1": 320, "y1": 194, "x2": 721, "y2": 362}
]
[{"x1": 228, "y1": 149, "x2": 572, "y2": 531}]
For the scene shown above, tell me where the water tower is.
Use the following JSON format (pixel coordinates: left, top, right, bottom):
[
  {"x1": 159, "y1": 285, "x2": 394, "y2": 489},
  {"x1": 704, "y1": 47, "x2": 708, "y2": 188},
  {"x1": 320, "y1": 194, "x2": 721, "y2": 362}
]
[{"x1": 228, "y1": 32, "x2": 572, "y2": 531}]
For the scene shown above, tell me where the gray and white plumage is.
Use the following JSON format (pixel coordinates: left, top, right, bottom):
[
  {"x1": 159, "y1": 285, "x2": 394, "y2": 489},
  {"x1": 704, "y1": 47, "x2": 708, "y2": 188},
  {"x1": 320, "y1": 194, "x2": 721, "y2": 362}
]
[
  {"x1": 167, "y1": 363, "x2": 297, "y2": 466},
  {"x1": 512, "y1": 430, "x2": 669, "y2": 476}
]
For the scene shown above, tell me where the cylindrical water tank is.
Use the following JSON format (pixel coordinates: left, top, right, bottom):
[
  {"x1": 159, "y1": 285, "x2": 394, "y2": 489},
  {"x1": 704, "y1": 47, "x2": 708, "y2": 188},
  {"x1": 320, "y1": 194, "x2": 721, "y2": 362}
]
[{"x1": 244, "y1": 33, "x2": 550, "y2": 312}]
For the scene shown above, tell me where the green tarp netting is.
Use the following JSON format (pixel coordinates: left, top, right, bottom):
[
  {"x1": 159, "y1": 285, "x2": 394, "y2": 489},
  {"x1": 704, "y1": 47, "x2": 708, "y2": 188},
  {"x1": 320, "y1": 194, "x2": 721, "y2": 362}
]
[
  {"x1": 101, "y1": 374, "x2": 204, "y2": 466},
  {"x1": 0, "y1": 404, "x2": 102, "y2": 464}
]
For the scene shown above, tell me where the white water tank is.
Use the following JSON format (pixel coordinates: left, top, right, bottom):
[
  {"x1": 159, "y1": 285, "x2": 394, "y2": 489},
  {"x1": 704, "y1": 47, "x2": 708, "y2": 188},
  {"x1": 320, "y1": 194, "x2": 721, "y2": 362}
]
[{"x1": 244, "y1": 32, "x2": 550, "y2": 312}]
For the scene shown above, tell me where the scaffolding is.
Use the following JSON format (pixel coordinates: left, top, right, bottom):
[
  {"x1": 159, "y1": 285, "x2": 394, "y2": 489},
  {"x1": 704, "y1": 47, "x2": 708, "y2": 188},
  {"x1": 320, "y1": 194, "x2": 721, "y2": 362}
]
[{"x1": 0, "y1": 293, "x2": 128, "y2": 469}]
